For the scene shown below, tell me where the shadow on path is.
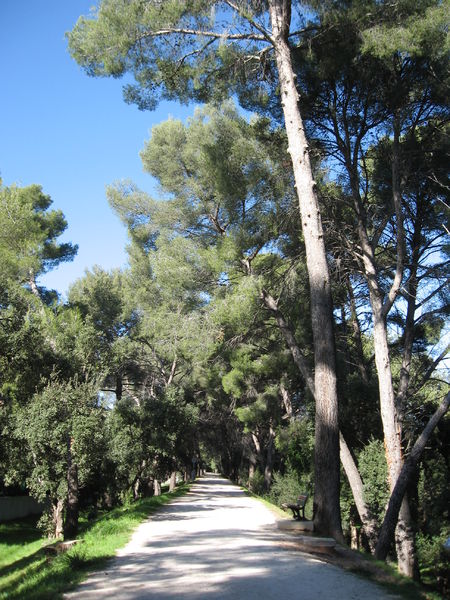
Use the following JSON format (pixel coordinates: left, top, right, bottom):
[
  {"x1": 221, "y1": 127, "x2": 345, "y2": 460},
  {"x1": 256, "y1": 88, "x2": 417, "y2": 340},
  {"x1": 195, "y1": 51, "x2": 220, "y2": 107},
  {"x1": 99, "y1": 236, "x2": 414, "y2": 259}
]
[{"x1": 65, "y1": 474, "x2": 398, "y2": 600}]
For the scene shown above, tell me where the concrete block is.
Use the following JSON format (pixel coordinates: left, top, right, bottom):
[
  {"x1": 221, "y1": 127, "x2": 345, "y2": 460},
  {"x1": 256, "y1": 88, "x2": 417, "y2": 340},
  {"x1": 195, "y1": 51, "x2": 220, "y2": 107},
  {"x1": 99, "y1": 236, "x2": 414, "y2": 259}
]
[
  {"x1": 295, "y1": 535, "x2": 336, "y2": 555},
  {"x1": 277, "y1": 519, "x2": 314, "y2": 532}
]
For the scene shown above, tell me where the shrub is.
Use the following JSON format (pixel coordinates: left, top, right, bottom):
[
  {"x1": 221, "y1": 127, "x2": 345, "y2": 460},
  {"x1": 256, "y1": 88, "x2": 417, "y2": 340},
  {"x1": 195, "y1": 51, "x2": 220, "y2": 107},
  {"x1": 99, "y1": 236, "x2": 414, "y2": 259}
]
[
  {"x1": 416, "y1": 527, "x2": 450, "y2": 594},
  {"x1": 248, "y1": 470, "x2": 266, "y2": 496},
  {"x1": 268, "y1": 468, "x2": 312, "y2": 510},
  {"x1": 358, "y1": 438, "x2": 389, "y2": 525}
]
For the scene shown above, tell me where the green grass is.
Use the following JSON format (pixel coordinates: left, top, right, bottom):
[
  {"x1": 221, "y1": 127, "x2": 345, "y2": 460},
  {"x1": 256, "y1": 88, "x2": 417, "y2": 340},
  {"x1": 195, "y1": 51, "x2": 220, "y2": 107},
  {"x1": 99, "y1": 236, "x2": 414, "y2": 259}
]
[
  {"x1": 345, "y1": 553, "x2": 444, "y2": 600},
  {"x1": 0, "y1": 485, "x2": 190, "y2": 600},
  {"x1": 241, "y1": 486, "x2": 293, "y2": 519}
]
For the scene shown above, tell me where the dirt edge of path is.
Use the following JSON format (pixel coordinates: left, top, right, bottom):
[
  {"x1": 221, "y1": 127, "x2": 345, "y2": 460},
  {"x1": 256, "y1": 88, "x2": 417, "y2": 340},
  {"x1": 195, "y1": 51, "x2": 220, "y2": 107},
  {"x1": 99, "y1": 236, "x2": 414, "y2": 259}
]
[{"x1": 278, "y1": 538, "x2": 436, "y2": 599}]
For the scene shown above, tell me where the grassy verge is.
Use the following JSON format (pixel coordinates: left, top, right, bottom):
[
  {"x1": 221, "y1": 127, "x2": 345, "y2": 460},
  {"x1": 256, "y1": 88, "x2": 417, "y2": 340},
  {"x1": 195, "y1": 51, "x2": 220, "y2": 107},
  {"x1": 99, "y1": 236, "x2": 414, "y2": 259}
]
[
  {"x1": 241, "y1": 486, "x2": 293, "y2": 520},
  {"x1": 0, "y1": 485, "x2": 189, "y2": 600},
  {"x1": 341, "y1": 552, "x2": 444, "y2": 600}
]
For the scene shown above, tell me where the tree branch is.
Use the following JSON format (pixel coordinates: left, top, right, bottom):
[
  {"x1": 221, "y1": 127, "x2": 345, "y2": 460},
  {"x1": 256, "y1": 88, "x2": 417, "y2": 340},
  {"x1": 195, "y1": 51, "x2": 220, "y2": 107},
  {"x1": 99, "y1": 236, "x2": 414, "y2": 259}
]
[
  {"x1": 223, "y1": 0, "x2": 274, "y2": 44},
  {"x1": 135, "y1": 27, "x2": 269, "y2": 43}
]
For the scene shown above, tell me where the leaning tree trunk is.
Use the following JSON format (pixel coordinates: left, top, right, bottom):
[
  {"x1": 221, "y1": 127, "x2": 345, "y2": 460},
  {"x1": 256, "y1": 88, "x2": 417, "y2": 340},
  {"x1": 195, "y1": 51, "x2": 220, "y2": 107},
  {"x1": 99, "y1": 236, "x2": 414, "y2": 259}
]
[
  {"x1": 339, "y1": 432, "x2": 378, "y2": 553},
  {"x1": 269, "y1": 0, "x2": 342, "y2": 542},
  {"x1": 367, "y1": 268, "x2": 417, "y2": 576},
  {"x1": 376, "y1": 392, "x2": 450, "y2": 560}
]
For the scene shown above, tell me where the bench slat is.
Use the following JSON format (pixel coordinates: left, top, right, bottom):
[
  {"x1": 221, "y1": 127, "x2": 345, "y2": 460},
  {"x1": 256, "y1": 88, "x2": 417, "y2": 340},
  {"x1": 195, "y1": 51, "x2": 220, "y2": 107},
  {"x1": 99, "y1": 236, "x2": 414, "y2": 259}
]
[{"x1": 282, "y1": 493, "x2": 308, "y2": 520}]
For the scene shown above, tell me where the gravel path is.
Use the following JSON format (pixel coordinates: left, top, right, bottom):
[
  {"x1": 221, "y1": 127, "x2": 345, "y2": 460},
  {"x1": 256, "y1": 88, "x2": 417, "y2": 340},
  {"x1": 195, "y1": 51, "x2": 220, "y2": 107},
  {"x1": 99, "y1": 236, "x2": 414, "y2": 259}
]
[{"x1": 65, "y1": 475, "x2": 398, "y2": 599}]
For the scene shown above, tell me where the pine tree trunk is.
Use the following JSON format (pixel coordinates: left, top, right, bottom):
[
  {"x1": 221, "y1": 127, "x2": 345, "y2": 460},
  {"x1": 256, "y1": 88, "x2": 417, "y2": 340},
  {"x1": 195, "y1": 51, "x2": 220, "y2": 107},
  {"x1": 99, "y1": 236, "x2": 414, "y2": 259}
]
[
  {"x1": 268, "y1": 0, "x2": 341, "y2": 542},
  {"x1": 345, "y1": 115, "x2": 418, "y2": 574},
  {"x1": 262, "y1": 292, "x2": 376, "y2": 545},
  {"x1": 371, "y1": 286, "x2": 417, "y2": 576},
  {"x1": 251, "y1": 432, "x2": 263, "y2": 471},
  {"x1": 64, "y1": 438, "x2": 79, "y2": 540}
]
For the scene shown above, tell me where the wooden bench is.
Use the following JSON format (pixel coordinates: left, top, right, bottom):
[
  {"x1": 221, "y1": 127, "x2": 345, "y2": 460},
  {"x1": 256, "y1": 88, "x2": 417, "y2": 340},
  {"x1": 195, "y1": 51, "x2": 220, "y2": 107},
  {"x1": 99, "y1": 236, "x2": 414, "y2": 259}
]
[{"x1": 282, "y1": 494, "x2": 308, "y2": 520}]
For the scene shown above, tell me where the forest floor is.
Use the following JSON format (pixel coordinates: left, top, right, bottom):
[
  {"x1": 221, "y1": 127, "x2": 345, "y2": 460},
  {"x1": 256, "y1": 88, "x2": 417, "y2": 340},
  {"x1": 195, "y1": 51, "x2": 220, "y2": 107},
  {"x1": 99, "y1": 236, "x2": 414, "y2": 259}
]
[{"x1": 64, "y1": 474, "x2": 403, "y2": 599}]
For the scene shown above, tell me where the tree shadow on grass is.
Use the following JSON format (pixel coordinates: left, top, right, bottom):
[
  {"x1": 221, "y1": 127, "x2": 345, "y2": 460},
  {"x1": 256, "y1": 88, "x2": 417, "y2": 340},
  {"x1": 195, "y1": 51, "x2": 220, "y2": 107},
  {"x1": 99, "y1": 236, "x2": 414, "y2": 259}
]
[
  {"x1": 0, "y1": 547, "x2": 46, "y2": 579},
  {"x1": 0, "y1": 515, "x2": 41, "y2": 546},
  {"x1": 0, "y1": 548, "x2": 110, "y2": 600}
]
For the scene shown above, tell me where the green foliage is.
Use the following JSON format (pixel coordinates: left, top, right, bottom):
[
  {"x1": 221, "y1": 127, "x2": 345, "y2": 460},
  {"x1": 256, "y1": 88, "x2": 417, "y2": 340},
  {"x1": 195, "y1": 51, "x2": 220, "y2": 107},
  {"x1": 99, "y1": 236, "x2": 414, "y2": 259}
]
[
  {"x1": 212, "y1": 276, "x2": 262, "y2": 336},
  {"x1": 362, "y1": 1, "x2": 449, "y2": 59},
  {"x1": 15, "y1": 375, "x2": 106, "y2": 506},
  {"x1": 275, "y1": 419, "x2": 315, "y2": 479},
  {"x1": 0, "y1": 182, "x2": 77, "y2": 290},
  {"x1": 267, "y1": 467, "x2": 311, "y2": 516},
  {"x1": 248, "y1": 470, "x2": 266, "y2": 496},
  {"x1": 67, "y1": 1, "x2": 272, "y2": 110},
  {"x1": 358, "y1": 439, "x2": 390, "y2": 525},
  {"x1": 416, "y1": 526, "x2": 450, "y2": 588},
  {"x1": 418, "y1": 452, "x2": 449, "y2": 536},
  {"x1": 69, "y1": 267, "x2": 135, "y2": 345}
]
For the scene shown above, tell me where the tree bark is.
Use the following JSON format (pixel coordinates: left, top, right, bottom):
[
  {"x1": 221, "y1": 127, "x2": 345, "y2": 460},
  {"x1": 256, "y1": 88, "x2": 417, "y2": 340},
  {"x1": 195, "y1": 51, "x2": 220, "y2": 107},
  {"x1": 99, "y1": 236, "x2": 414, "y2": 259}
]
[
  {"x1": 153, "y1": 479, "x2": 161, "y2": 496},
  {"x1": 280, "y1": 381, "x2": 293, "y2": 420},
  {"x1": 375, "y1": 391, "x2": 450, "y2": 560},
  {"x1": 251, "y1": 432, "x2": 262, "y2": 466},
  {"x1": 64, "y1": 437, "x2": 79, "y2": 540},
  {"x1": 169, "y1": 471, "x2": 177, "y2": 492},
  {"x1": 347, "y1": 279, "x2": 369, "y2": 384},
  {"x1": 264, "y1": 425, "x2": 275, "y2": 491},
  {"x1": 248, "y1": 461, "x2": 256, "y2": 482},
  {"x1": 52, "y1": 498, "x2": 64, "y2": 539},
  {"x1": 262, "y1": 287, "x2": 376, "y2": 546},
  {"x1": 268, "y1": 0, "x2": 341, "y2": 541},
  {"x1": 344, "y1": 129, "x2": 420, "y2": 573}
]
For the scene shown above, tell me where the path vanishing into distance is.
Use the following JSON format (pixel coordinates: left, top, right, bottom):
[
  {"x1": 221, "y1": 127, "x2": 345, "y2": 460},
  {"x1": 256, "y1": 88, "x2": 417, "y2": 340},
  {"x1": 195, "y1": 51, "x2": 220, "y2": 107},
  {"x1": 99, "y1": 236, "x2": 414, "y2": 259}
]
[{"x1": 65, "y1": 475, "x2": 398, "y2": 599}]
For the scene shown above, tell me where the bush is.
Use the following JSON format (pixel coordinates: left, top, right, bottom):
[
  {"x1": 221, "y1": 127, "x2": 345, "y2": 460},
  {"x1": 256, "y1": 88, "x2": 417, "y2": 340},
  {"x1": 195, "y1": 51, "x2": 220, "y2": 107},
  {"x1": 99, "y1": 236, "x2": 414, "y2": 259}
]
[
  {"x1": 358, "y1": 438, "x2": 389, "y2": 525},
  {"x1": 268, "y1": 468, "x2": 312, "y2": 513},
  {"x1": 248, "y1": 470, "x2": 266, "y2": 496},
  {"x1": 416, "y1": 527, "x2": 450, "y2": 594}
]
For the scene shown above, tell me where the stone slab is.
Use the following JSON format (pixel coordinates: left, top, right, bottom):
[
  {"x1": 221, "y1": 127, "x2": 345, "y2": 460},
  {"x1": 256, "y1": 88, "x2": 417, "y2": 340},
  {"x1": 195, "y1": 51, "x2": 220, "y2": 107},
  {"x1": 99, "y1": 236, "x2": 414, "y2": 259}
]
[
  {"x1": 295, "y1": 535, "x2": 336, "y2": 555},
  {"x1": 277, "y1": 519, "x2": 314, "y2": 532}
]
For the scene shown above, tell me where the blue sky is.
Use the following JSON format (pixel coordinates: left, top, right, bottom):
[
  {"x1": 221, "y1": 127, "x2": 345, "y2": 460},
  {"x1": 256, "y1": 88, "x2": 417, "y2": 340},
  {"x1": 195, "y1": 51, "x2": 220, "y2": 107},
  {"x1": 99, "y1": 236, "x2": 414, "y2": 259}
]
[{"x1": 0, "y1": 1, "x2": 193, "y2": 297}]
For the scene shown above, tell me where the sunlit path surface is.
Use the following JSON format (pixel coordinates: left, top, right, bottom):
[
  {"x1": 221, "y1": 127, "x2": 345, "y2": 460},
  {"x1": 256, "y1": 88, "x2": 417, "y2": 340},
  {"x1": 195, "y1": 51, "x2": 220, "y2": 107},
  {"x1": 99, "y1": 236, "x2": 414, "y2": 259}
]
[{"x1": 65, "y1": 475, "x2": 397, "y2": 599}]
